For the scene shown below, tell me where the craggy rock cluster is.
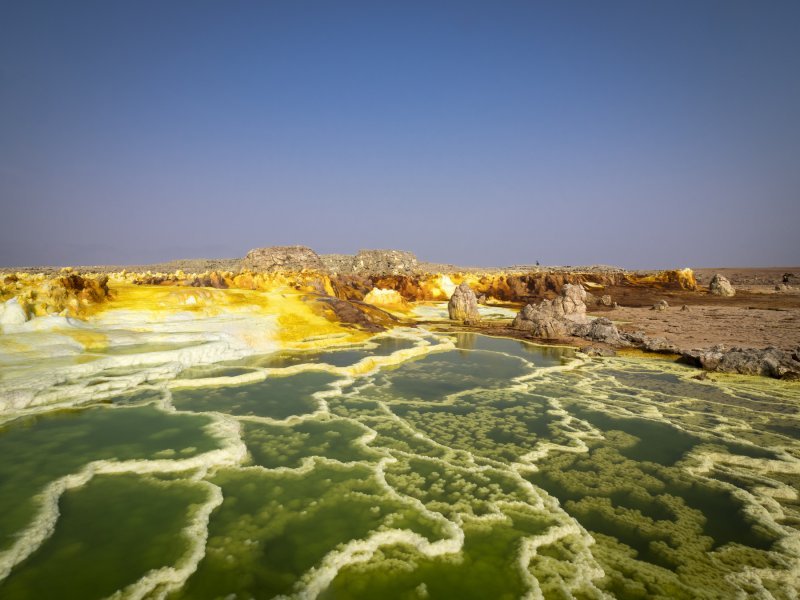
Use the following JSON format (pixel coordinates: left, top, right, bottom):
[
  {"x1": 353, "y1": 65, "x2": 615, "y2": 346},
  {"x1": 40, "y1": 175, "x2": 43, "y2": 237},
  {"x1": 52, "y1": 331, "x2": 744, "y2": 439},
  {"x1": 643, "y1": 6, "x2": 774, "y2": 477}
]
[
  {"x1": 682, "y1": 346, "x2": 800, "y2": 380},
  {"x1": 512, "y1": 284, "x2": 589, "y2": 338},
  {"x1": 447, "y1": 282, "x2": 480, "y2": 322},
  {"x1": 511, "y1": 284, "x2": 799, "y2": 380},
  {"x1": 709, "y1": 273, "x2": 735, "y2": 297}
]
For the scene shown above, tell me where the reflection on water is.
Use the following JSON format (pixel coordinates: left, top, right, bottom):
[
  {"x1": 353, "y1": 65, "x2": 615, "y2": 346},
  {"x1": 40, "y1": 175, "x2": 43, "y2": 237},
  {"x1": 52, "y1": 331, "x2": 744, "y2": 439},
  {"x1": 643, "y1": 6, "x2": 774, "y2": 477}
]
[
  {"x1": 452, "y1": 332, "x2": 574, "y2": 366},
  {"x1": 0, "y1": 331, "x2": 798, "y2": 599}
]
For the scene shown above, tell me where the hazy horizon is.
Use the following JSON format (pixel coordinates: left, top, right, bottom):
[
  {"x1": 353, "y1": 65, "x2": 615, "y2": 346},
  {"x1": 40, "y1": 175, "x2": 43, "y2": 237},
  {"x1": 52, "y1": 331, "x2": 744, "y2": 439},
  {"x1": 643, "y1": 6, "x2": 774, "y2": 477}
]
[
  {"x1": 2, "y1": 243, "x2": 798, "y2": 272},
  {"x1": 2, "y1": 1, "x2": 799, "y2": 269}
]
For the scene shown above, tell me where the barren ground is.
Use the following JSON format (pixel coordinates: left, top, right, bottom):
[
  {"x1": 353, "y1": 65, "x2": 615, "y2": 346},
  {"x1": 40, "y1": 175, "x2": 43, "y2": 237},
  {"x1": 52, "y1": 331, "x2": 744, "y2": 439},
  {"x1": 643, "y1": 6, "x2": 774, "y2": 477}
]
[{"x1": 590, "y1": 266, "x2": 800, "y2": 353}]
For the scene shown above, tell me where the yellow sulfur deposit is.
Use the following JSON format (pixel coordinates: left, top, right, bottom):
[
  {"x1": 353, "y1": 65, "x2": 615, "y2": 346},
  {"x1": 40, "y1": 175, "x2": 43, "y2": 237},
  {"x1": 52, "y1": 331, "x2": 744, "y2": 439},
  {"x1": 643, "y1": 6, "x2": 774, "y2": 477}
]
[
  {"x1": 363, "y1": 288, "x2": 410, "y2": 312},
  {"x1": 624, "y1": 267, "x2": 697, "y2": 290}
]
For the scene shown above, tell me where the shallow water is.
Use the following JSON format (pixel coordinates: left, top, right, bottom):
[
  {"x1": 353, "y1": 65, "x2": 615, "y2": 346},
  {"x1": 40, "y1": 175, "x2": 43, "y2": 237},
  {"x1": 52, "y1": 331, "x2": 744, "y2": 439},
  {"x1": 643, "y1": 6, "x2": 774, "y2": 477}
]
[{"x1": 0, "y1": 329, "x2": 798, "y2": 599}]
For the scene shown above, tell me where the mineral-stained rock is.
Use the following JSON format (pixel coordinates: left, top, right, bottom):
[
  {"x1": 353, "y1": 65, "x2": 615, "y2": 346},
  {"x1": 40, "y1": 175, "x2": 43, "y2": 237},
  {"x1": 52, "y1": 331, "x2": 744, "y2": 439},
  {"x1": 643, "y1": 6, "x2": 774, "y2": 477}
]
[
  {"x1": 0, "y1": 273, "x2": 112, "y2": 318},
  {"x1": 241, "y1": 246, "x2": 324, "y2": 272},
  {"x1": 311, "y1": 296, "x2": 400, "y2": 332},
  {"x1": 600, "y1": 294, "x2": 613, "y2": 306},
  {"x1": 59, "y1": 273, "x2": 110, "y2": 303},
  {"x1": 709, "y1": 273, "x2": 735, "y2": 297},
  {"x1": 191, "y1": 271, "x2": 229, "y2": 289},
  {"x1": 682, "y1": 345, "x2": 800, "y2": 380},
  {"x1": 624, "y1": 268, "x2": 697, "y2": 290},
  {"x1": 448, "y1": 282, "x2": 480, "y2": 322}
]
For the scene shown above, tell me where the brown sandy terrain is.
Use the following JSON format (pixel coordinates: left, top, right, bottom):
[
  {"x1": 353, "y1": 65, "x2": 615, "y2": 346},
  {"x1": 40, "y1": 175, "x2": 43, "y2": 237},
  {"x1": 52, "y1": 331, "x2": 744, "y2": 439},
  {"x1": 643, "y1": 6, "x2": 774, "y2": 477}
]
[
  {"x1": 585, "y1": 267, "x2": 800, "y2": 353},
  {"x1": 693, "y1": 266, "x2": 798, "y2": 287}
]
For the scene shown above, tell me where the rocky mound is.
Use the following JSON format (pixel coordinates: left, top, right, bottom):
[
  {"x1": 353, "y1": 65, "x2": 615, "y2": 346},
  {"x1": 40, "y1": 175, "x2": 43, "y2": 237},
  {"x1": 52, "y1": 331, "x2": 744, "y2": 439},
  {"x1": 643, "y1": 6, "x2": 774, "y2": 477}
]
[
  {"x1": 321, "y1": 249, "x2": 418, "y2": 275},
  {"x1": 241, "y1": 246, "x2": 324, "y2": 272}
]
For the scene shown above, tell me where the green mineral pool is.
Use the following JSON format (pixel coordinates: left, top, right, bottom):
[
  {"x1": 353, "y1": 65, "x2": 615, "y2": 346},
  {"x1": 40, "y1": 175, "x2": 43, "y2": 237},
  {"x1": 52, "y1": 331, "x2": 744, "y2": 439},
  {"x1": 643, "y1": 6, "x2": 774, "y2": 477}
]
[{"x1": 0, "y1": 332, "x2": 798, "y2": 599}]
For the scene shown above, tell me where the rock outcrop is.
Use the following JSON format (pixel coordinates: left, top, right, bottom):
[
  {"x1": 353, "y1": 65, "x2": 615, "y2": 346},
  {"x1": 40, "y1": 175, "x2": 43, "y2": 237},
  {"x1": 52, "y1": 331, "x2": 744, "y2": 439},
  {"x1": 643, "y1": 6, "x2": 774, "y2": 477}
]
[
  {"x1": 584, "y1": 317, "x2": 623, "y2": 345},
  {"x1": 448, "y1": 282, "x2": 480, "y2": 322},
  {"x1": 241, "y1": 246, "x2": 324, "y2": 272},
  {"x1": 512, "y1": 283, "x2": 588, "y2": 338},
  {"x1": 622, "y1": 331, "x2": 679, "y2": 353},
  {"x1": 682, "y1": 345, "x2": 800, "y2": 380},
  {"x1": 709, "y1": 274, "x2": 735, "y2": 297}
]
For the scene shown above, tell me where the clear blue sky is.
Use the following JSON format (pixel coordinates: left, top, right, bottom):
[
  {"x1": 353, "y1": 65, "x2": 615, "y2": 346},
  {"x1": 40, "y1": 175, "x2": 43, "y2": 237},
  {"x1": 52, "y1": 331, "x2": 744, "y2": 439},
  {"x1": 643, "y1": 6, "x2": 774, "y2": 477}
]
[{"x1": 1, "y1": 0, "x2": 798, "y2": 268}]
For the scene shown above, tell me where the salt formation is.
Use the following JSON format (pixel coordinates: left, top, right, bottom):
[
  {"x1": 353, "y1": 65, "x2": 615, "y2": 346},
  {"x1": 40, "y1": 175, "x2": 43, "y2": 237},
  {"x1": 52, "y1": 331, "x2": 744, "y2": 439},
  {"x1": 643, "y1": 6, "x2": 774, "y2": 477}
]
[
  {"x1": 0, "y1": 298, "x2": 28, "y2": 327},
  {"x1": 447, "y1": 282, "x2": 480, "y2": 322},
  {"x1": 709, "y1": 273, "x2": 736, "y2": 296}
]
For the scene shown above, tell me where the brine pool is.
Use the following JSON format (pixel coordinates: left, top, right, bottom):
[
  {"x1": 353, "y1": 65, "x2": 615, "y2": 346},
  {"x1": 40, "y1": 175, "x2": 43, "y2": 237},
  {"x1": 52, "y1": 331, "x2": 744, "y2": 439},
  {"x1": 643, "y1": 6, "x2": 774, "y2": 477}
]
[{"x1": 1, "y1": 330, "x2": 799, "y2": 599}]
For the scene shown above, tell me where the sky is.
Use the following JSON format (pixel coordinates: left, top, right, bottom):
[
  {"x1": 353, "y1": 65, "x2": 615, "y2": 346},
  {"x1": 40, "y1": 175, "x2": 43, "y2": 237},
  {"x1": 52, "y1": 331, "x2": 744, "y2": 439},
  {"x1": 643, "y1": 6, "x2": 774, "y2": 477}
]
[{"x1": 1, "y1": 0, "x2": 798, "y2": 269}]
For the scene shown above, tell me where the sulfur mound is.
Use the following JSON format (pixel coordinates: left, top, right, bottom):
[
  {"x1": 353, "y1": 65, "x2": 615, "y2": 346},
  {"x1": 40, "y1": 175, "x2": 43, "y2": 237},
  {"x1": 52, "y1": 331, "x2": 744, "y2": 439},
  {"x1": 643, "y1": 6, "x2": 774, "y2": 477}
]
[
  {"x1": 363, "y1": 288, "x2": 408, "y2": 309},
  {"x1": 0, "y1": 272, "x2": 111, "y2": 319}
]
